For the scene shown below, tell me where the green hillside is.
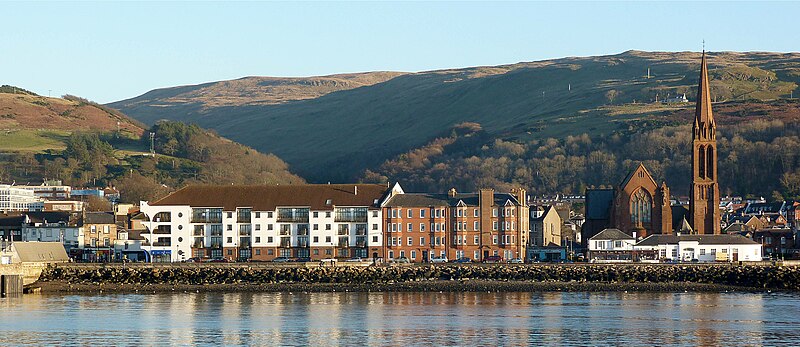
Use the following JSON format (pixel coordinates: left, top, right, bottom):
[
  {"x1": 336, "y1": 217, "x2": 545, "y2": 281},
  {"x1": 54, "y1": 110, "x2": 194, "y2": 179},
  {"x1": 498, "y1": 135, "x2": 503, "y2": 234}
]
[{"x1": 109, "y1": 51, "x2": 800, "y2": 186}]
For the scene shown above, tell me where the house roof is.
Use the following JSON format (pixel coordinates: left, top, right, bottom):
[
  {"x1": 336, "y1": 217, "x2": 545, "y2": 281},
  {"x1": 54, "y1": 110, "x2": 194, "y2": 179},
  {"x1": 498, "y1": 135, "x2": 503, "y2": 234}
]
[
  {"x1": 744, "y1": 202, "x2": 785, "y2": 215},
  {"x1": 0, "y1": 213, "x2": 25, "y2": 227},
  {"x1": 149, "y1": 184, "x2": 391, "y2": 210},
  {"x1": 636, "y1": 234, "x2": 758, "y2": 246},
  {"x1": 590, "y1": 228, "x2": 634, "y2": 240},
  {"x1": 585, "y1": 189, "x2": 614, "y2": 220},
  {"x1": 83, "y1": 212, "x2": 116, "y2": 225},
  {"x1": 24, "y1": 212, "x2": 74, "y2": 225},
  {"x1": 531, "y1": 205, "x2": 558, "y2": 221},
  {"x1": 13, "y1": 242, "x2": 69, "y2": 263},
  {"x1": 383, "y1": 192, "x2": 520, "y2": 208}
]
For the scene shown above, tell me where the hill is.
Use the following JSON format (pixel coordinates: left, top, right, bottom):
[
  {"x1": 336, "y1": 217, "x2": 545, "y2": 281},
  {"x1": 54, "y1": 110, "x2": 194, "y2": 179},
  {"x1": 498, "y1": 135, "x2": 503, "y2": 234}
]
[
  {"x1": 109, "y1": 51, "x2": 800, "y2": 185},
  {"x1": 0, "y1": 89, "x2": 304, "y2": 203}
]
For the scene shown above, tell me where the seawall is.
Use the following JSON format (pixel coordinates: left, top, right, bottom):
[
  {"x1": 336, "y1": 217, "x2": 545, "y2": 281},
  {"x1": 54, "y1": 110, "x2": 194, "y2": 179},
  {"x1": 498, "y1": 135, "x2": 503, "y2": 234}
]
[{"x1": 35, "y1": 263, "x2": 800, "y2": 293}]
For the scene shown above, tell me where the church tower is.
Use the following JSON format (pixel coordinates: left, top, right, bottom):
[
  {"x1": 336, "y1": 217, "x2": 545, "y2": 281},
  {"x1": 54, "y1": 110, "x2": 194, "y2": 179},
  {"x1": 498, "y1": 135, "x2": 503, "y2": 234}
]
[{"x1": 690, "y1": 52, "x2": 721, "y2": 234}]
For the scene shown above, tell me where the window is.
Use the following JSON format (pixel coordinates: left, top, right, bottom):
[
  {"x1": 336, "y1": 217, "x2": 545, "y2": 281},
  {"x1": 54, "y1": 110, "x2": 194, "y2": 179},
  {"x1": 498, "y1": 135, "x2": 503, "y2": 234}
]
[
  {"x1": 420, "y1": 209, "x2": 425, "y2": 218},
  {"x1": 372, "y1": 211, "x2": 378, "y2": 217},
  {"x1": 326, "y1": 224, "x2": 331, "y2": 230},
  {"x1": 474, "y1": 235, "x2": 480, "y2": 245},
  {"x1": 700, "y1": 249, "x2": 706, "y2": 255},
  {"x1": 313, "y1": 211, "x2": 319, "y2": 218},
  {"x1": 435, "y1": 209, "x2": 440, "y2": 218},
  {"x1": 226, "y1": 237, "x2": 232, "y2": 243},
  {"x1": 373, "y1": 224, "x2": 378, "y2": 230},
  {"x1": 326, "y1": 236, "x2": 331, "y2": 243},
  {"x1": 325, "y1": 249, "x2": 332, "y2": 255},
  {"x1": 313, "y1": 236, "x2": 319, "y2": 243},
  {"x1": 407, "y1": 237, "x2": 412, "y2": 246},
  {"x1": 411, "y1": 251, "x2": 416, "y2": 260},
  {"x1": 227, "y1": 212, "x2": 233, "y2": 218},
  {"x1": 420, "y1": 237, "x2": 425, "y2": 246},
  {"x1": 268, "y1": 224, "x2": 274, "y2": 230},
  {"x1": 254, "y1": 212, "x2": 261, "y2": 218},
  {"x1": 630, "y1": 188, "x2": 652, "y2": 224},
  {"x1": 474, "y1": 209, "x2": 478, "y2": 217},
  {"x1": 255, "y1": 236, "x2": 261, "y2": 243},
  {"x1": 256, "y1": 249, "x2": 261, "y2": 255},
  {"x1": 493, "y1": 209, "x2": 498, "y2": 217},
  {"x1": 407, "y1": 223, "x2": 413, "y2": 232},
  {"x1": 492, "y1": 235, "x2": 498, "y2": 245},
  {"x1": 408, "y1": 209, "x2": 413, "y2": 218},
  {"x1": 614, "y1": 241, "x2": 622, "y2": 248},
  {"x1": 267, "y1": 212, "x2": 273, "y2": 218},
  {"x1": 474, "y1": 221, "x2": 479, "y2": 231},
  {"x1": 313, "y1": 224, "x2": 319, "y2": 230},
  {"x1": 388, "y1": 250, "x2": 394, "y2": 259},
  {"x1": 227, "y1": 249, "x2": 233, "y2": 255},
  {"x1": 267, "y1": 236, "x2": 273, "y2": 243},
  {"x1": 104, "y1": 238, "x2": 110, "y2": 246},
  {"x1": 227, "y1": 224, "x2": 232, "y2": 231},
  {"x1": 268, "y1": 249, "x2": 274, "y2": 255},
  {"x1": 493, "y1": 221, "x2": 498, "y2": 231},
  {"x1": 420, "y1": 223, "x2": 425, "y2": 232},
  {"x1": 372, "y1": 236, "x2": 378, "y2": 243},
  {"x1": 255, "y1": 224, "x2": 261, "y2": 231}
]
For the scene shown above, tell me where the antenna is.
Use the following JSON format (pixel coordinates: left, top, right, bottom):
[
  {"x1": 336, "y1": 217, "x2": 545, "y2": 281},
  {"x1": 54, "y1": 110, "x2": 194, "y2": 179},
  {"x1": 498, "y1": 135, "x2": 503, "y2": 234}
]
[
  {"x1": 149, "y1": 132, "x2": 155, "y2": 155},
  {"x1": 647, "y1": 68, "x2": 650, "y2": 79}
]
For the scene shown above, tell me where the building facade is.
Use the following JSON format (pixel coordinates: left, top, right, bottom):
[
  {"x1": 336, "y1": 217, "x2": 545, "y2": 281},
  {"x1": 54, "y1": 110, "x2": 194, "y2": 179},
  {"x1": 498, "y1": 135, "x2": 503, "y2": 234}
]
[
  {"x1": 0, "y1": 185, "x2": 44, "y2": 212},
  {"x1": 530, "y1": 205, "x2": 561, "y2": 247},
  {"x1": 383, "y1": 187, "x2": 529, "y2": 262},
  {"x1": 140, "y1": 184, "x2": 394, "y2": 262}
]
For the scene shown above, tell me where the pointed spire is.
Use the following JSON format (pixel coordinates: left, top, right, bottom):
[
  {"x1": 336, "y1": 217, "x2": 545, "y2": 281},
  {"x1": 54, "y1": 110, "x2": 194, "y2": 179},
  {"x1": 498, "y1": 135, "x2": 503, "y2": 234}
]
[{"x1": 694, "y1": 51, "x2": 715, "y2": 129}]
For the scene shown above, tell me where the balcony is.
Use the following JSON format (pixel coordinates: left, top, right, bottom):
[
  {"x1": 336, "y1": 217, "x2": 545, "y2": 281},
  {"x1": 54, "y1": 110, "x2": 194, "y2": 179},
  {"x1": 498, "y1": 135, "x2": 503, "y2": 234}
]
[
  {"x1": 153, "y1": 212, "x2": 171, "y2": 223},
  {"x1": 355, "y1": 236, "x2": 367, "y2": 248},
  {"x1": 192, "y1": 238, "x2": 204, "y2": 248},
  {"x1": 355, "y1": 224, "x2": 367, "y2": 236},
  {"x1": 277, "y1": 208, "x2": 309, "y2": 223},
  {"x1": 237, "y1": 209, "x2": 252, "y2": 223},
  {"x1": 153, "y1": 241, "x2": 171, "y2": 247},
  {"x1": 338, "y1": 237, "x2": 349, "y2": 248},
  {"x1": 280, "y1": 237, "x2": 291, "y2": 248},
  {"x1": 239, "y1": 238, "x2": 251, "y2": 248},
  {"x1": 298, "y1": 236, "x2": 309, "y2": 248},
  {"x1": 279, "y1": 226, "x2": 291, "y2": 236},
  {"x1": 152, "y1": 225, "x2": 171, "y2": 234},
  {"x1": 337, "y1": 225, "x2": 350, "y2": 236},
  {"x1": 334, "y1": 208, "x2": 368, "y2": 222},
  {"x1": 193, "y1": 226, "x2": 204, "y2": 236},
  {"x1": 192, "y1": 208, "x2": 223, "y2": 223}
]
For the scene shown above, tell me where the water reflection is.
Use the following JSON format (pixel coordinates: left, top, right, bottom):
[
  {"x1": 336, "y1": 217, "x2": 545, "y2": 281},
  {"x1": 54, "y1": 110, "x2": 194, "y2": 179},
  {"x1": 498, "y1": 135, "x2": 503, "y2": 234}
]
[{"x1": 0, "y1": 291, "x2": 798, "y2": 346}]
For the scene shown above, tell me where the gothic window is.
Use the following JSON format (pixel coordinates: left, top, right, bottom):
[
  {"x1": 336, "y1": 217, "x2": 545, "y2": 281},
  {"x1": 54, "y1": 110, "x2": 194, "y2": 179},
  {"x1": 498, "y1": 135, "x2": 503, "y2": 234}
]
[
  {"x1": 630, "y1": 189, "x2": 652, "y2": 224},
  {"x1": 698, "y1": 145, "x2": 706, "y2": 179},
  {"x1": 706, "y1": 146, "x2": 714, "y2": 179}
]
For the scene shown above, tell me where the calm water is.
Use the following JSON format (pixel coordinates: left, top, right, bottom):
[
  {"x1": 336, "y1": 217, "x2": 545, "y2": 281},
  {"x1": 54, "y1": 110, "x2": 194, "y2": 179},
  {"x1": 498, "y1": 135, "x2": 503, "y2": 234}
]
[{"x1": 1, "y1": 291, "x2": 799, "y2": 346}]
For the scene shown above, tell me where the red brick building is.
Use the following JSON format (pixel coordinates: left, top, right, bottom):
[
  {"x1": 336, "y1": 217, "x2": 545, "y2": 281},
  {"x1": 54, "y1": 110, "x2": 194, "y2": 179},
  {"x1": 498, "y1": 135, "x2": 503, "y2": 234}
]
[{"x1": 383, "y1": 187, "x2": 529, "y2": 262}]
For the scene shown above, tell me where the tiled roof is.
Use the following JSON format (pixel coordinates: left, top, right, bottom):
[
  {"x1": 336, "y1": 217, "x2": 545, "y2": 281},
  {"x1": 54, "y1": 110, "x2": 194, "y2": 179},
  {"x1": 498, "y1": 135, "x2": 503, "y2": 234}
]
[
  {"x1": 149, "y1": 184, "x2": 391, "y2": 210},
  {"x1": 744, "y1": 202, "x2": 785, "y2": 215},
  {"x1": 636, "y1": 234, "x2": 758, "y2": 246},
  {"x1": 383, "y1": 192, "x2": 520, "y2": 207},
  {"x1": 83, "y1": 212, "x2": 115, "y2": 225},
  {"x1": 590, "y1": 228, "x2": 634, "y2": 240}
]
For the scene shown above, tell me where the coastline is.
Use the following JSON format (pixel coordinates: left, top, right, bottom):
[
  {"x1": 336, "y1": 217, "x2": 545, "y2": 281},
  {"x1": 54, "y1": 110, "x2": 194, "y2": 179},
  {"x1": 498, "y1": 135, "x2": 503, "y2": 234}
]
[{"x1": 32, "y1": 279, "x2": 758, "y2": 294}]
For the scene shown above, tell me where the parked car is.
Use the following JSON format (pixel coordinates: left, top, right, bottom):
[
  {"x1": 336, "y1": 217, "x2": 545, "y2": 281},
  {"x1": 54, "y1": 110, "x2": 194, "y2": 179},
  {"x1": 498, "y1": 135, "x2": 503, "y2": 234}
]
[
  {"x1": 431, "y1": 256, "x2": 448, "y2": 264},
  {"x1": 210, "y1": 257, "x2": 230, "y2": 263},
  {"x1": 507, "y1": 258, "x2": 524, "y2": 264},
  {"x1": 272, "y1": 257, "x2": 292, "y2": 263},
  {"x1": 483, "y1": 255, "x2": 503, "y2": 263},
  {"x1": 391, "y1": 257, "x2": 410, "y2": 264},
  {"x1": 294, "y1": 257, "x2": 312, "y2": 263},
  {"x1": 345, "y1": 257, "x2": 364, "y2": 262},
  {"x1": 454, "y1": 257, "x2": 472, "y2": 263},
  {"x1": 186, "y1": 257, "x2": 203, "y2": 263}
]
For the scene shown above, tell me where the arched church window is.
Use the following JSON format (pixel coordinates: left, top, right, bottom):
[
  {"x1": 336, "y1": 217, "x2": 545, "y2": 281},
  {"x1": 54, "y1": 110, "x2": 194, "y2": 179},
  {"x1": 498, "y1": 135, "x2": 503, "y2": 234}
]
[
  {"x1": 630, "y1": 189, "x2": 652, "y2": 224},
  {"x1": 698, "y1": 145, "x2": 706, "y2": 179},
  {"x1": 706, "y1": 146, "x2": 714, "y2": 179}
]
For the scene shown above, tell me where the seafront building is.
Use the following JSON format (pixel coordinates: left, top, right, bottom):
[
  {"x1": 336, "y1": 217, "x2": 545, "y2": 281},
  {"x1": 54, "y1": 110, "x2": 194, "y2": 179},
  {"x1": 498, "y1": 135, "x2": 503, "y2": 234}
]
[
  {"x1": 140, "y1": 184, "x2": 396, "y2": 262},
  {"x1": 0, "y1": 185, "x2": 44, "y2": 212}
]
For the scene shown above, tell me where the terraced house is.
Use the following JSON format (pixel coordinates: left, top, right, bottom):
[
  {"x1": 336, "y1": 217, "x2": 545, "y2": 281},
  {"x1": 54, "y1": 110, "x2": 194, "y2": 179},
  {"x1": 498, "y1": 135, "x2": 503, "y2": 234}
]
[
  {"x1": 383, "y1": 187, "x2": 529, "y2": 262},
  {"x1": 140, "y1": 184, "x2": 394, "y2": 262}
]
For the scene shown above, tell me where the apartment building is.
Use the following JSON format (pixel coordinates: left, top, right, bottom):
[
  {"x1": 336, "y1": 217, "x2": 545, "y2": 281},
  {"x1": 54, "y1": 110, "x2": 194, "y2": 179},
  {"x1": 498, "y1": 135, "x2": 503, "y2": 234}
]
[
  {"x1": 0, "y1": 185, "x2": 44, "y2": 212},
  {"x1": 140, "y1": 184, "x2": 395, "y2": 262},
  {"x1": 383, "y1": 187, "x2": 529, "y2": 262}
]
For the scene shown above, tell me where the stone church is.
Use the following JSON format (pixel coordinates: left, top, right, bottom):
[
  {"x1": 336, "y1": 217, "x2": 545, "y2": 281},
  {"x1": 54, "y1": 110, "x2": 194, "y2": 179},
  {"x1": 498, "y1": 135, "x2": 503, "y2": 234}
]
[{"x1": 583, "y1": 52, "x2": 721, "y2": 242}]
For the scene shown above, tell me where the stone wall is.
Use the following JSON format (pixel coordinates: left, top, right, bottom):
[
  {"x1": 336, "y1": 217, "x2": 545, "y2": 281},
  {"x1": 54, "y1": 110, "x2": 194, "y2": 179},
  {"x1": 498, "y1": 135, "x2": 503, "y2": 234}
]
[{"x1": 39, "y1": 264, "x2": 800, "y2": 291}]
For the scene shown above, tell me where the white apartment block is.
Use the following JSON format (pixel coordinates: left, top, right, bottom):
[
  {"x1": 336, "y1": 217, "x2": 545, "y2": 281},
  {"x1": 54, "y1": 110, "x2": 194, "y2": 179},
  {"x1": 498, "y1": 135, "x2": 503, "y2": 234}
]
[
  {"x1": 140, "y1": 184, "x2": 397, "y2": 262},
  {"x1": 0, "y1": 185, "x2": 44, "y2": 212}
]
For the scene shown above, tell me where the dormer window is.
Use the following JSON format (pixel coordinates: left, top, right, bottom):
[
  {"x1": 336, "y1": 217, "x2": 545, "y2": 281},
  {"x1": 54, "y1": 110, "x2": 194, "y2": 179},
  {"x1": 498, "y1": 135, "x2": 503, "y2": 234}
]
[{"x1": 326, "y1": 199, "x2": 332, "y2": 206}]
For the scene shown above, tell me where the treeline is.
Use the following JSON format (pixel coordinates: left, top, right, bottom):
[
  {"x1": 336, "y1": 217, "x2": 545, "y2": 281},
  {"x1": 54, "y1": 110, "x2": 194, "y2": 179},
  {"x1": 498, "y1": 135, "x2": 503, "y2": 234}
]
[
  {"x1": 365, "y1": 118, "x2": 800, "y2": 200},
  {"x1": 0, "y1": 121, "x2": 304, "y2": 204}
]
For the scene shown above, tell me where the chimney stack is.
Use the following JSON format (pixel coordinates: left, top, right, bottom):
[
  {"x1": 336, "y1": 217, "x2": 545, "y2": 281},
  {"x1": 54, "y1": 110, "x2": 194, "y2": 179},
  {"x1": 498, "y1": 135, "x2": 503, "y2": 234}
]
[{"x1": 354, "y1": 186, "x2": 358, "y2": 195}]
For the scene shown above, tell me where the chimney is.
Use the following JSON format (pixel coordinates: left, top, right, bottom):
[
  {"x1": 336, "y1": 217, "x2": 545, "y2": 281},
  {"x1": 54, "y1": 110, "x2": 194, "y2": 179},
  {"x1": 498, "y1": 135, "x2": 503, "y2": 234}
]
[{"x1": 354, "y1": 186, "x2": 358, "y2": 195}]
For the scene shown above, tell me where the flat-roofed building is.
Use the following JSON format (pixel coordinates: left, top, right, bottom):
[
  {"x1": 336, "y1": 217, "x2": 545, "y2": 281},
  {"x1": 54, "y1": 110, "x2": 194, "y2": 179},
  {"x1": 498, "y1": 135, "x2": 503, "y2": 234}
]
[{"x1": 0, "y1": 185, "x2": 44, "y2": 212}]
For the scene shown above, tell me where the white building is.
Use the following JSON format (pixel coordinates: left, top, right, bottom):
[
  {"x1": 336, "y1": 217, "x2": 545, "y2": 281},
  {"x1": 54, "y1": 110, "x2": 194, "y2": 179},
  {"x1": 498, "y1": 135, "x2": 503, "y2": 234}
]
[
  {"x1": 588, "y1": 228, "x2": 636, "y2": 262},
  {"x1": 20, "y1": 212, "x2": 82, "y2": 251},
  {"x1": 139, "y1": 184, "x2": 396, "y2": 262},
  {"x1": 634, "y1": 234, "x2": 762, "y2": 262},
  {"x1": 14, "y1": 182, "x2": 71, "y2": 200},
  {"x1": 0, "y1": 185, "x2": 44, "y2": 212}
]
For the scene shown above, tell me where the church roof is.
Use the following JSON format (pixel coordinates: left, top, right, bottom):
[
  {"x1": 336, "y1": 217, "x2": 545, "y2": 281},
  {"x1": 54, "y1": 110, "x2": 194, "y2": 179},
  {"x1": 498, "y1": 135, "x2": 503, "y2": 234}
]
[
  {"x1": 694, "y1": 51, "x2": 715, "y2": 128},
  {"x1": 619, "y1": 162, "x2": 658, "y2": 190}
]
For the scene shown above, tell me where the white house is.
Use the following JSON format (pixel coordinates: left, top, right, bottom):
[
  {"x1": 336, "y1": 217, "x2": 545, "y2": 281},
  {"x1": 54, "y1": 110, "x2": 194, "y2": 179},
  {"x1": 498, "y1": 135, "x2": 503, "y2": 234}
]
[
  {"x1": 140, "y1": 184, "x2": 396, "y2": 262},
  {"x1": 0, "y1": 185, "x2": 44, "y2": 212},
  {"x1": 20, "y1": 212, "x2": 82, "y2": 251},
  {"x1": 588, "y1": 228, "x2": 636, "y2": 262},
  {"x1": 634, "y1": 234, "x2": 762, "y2": 262}
]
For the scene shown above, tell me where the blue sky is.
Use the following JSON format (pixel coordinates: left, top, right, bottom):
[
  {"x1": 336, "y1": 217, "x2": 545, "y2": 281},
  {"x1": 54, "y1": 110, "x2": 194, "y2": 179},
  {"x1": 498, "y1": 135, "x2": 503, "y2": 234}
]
[{"x1": 1, "y1": 1, "x2": 797, "y2": 103}]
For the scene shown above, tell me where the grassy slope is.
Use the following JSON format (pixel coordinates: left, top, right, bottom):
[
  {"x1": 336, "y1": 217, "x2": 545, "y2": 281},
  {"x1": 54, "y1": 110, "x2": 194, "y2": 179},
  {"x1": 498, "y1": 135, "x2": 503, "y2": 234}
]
[{"x1": 108, "y1": 51, "x2": 800, "y2": 182}]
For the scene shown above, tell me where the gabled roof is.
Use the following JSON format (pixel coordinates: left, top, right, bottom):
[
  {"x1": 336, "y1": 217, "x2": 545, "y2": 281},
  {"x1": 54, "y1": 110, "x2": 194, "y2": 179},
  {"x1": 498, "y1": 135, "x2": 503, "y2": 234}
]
[
  {"x1": 743, "y1": 202, "x2": 785, "y2": 215},
  {"x1": 383, "y1": 192, "x2": 520, "y2": 208},
  {"x1": 149, "y1": 184, "x2": 391, "y2": 210},
  {"x1": 83, "y1": 212, "x2": 115, "y2": 225},
  {"x1": 590, "y1": 228, "x2": 634, "y2": 240},
  {"x1": 636, "y1": 234, "x2": 758, "y2": 246},
  {"x1": 13, "y1": 242, "x2": 69, "y2": 263},
  {"x1": 619, "y1": 163, "x2": 658, "y2": 190},
  {"x1": 531, "y1": 205, "x2": 558, "y2": 222}
]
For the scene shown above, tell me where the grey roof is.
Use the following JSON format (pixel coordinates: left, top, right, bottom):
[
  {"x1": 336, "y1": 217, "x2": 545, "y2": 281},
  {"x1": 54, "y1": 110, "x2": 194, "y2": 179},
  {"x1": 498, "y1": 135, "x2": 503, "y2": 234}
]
[
  {"x1": 744, "y1": 202, "x2": 785, "y2": 215},
  {"x1": 24, "y1": 212, "x2": 74, "y2": 225},
  {"x1": 585, "y1": 189, "x2": 614, "y2": 220},
  {"x1": 83, "y1": 212, "x2": 116, "y2": 225},
  {"x1": 0, "y1": 214, "x2": 25, "y2": 227},
  {"x1": 383, "y1": 192, "x2": 520, "y2": 207},
  {"x1": 590, "y1": 228, "x2": 634, "y2": 240},
  {"x1": 636, "y1": 234, "x2": 759, "y2": 246},
  {"x1": 13, "y1": 242, "x2": 69, "y2": 263},
  {"x1": 531, "y1": 205, "x2": 558, "y2": 222}
]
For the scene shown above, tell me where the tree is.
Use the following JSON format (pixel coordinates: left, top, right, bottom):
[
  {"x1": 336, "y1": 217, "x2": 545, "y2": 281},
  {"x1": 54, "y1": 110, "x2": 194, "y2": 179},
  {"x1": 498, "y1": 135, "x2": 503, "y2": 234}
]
[
  {"x1": 606, "y1": 89, "x2": 620, "y2": 104},
  {"x1": 85, "y1": 195, "x2": 112, "y2": 212},
  {"x1": 114, "y1": 172, "x2": 171, "y2": 204}
]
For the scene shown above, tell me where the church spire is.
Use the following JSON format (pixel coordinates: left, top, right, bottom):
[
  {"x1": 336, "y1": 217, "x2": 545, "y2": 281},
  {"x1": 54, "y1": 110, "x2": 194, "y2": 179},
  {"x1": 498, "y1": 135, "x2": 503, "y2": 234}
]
[{"x1": 694, "y1": 51, "x2": 715, "y2": 131}]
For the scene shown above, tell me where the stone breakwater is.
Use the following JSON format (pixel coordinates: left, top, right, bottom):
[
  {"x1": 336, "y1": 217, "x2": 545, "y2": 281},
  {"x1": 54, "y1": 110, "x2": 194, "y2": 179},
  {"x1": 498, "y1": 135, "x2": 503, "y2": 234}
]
[{"x1": 38, "y1": 264, "x2": 800, "y2": 292}]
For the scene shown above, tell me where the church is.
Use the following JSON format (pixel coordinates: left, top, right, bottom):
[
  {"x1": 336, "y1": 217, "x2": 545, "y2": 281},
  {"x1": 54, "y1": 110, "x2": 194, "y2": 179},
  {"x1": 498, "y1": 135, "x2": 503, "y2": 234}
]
[{"x1": 582, "y1": 52, "x2": 721, "y2": 243}]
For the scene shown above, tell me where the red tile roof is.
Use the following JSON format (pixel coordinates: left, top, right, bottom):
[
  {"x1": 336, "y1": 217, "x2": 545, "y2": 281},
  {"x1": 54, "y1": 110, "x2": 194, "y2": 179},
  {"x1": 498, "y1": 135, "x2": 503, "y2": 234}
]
[{"x1": 149, "y1": 184, "x2": 391, "y2": 210}]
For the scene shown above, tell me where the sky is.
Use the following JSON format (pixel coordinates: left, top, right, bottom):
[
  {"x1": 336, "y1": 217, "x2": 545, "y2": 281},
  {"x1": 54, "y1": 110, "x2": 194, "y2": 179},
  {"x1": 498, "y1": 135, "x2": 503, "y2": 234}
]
[{"x1": 1, "y1": 1, "x2": 798, "y2": 103}]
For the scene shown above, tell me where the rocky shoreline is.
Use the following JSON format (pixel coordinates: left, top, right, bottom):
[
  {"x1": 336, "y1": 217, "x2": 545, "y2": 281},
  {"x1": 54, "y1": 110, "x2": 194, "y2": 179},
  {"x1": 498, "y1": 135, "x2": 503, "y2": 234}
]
[{"x1": 32, "y1": 264, "x2": 800, "y2": 294}]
